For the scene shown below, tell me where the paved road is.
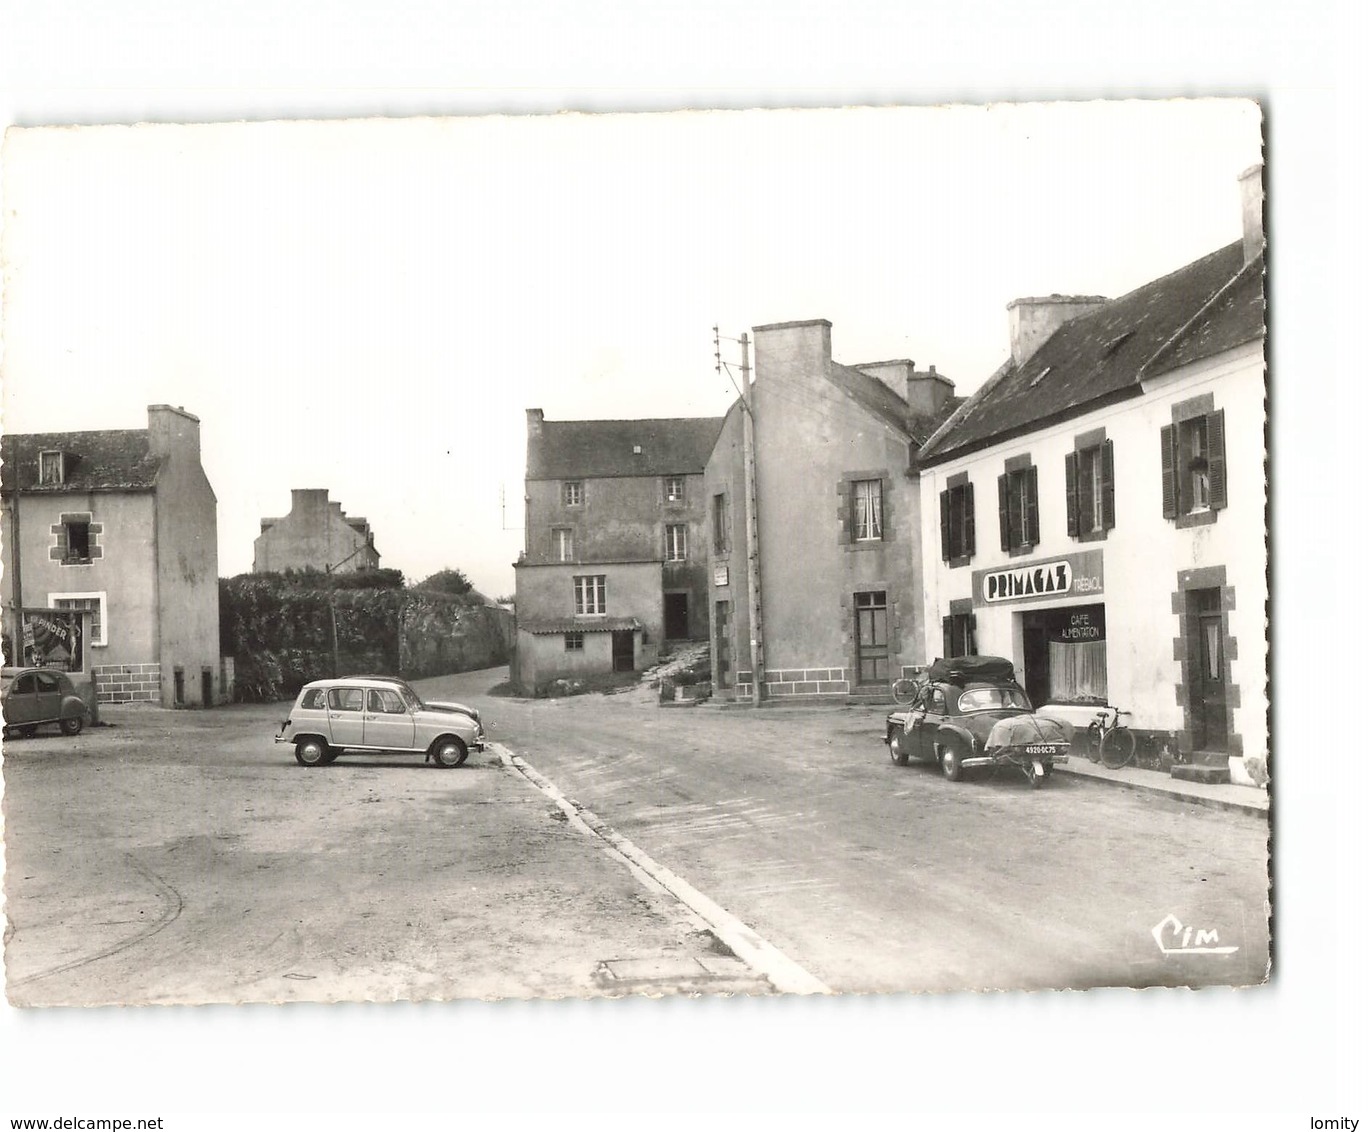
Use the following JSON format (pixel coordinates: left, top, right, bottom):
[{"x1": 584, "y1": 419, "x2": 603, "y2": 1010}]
[
  {"x1": 3, "y1": 667, "x2": 1269, "y2": 1004},
  {"x1": 429, "y1": 669, "x2": 1271, "y2": 994}
]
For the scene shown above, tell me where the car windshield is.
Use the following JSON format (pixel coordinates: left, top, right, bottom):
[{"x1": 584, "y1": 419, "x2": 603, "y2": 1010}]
[
  {"x1": 958, "y1": 685, "x2": 1032, "y2": 712},
  {"x1": 394, "y1": 683, "x2": 422, "y2": 710}
]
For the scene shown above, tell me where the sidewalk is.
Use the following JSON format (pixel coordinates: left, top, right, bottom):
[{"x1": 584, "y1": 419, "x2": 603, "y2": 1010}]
[{"x1": 1054, "y1": 751, "x2": 1269, "y2": 816}]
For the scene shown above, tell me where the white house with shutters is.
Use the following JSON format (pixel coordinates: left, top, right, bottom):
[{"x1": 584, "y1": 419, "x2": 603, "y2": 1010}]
[{"x1": 916, "y1": 166, "x2": 1267, "y2": 785}]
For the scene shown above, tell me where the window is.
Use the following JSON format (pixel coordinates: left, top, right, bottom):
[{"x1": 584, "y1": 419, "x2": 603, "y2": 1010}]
[
  {"x1": 1161, "y1": 405, "x2": 1227, "y2": 524},
  {"x1": 664, "y1": 476, "x2": 685, "y2": 502},
  {"x1": 49, "y1": 593, "x2": 106, "y2": 646},
  {"x1": 65, "y1": 520, "x2": 91, "y2": 561},
  {"x1": 852, "y1": 479, "x2": 884, "y2": 542},
  {"x1": 564, "y1": 632, "x2": 584, "y2": 652},
  {"x1": 942, "y1": 611, "x2": 976, "y2": 659},
  {"x1": 39, "y1": 450, "x2": 65, "y2": 486},
  {"x1": 573, "y1": 575, "x2": 606, "y2": 615},
  {"x1": 562, "y1": 481, "x2": 584, "y2": 506},
  {"x1": 368, "y1": 688, "x2": 408, "y2": 714},
  {"x1": 665, "y1": 523, "x2": 688, "y2": 561},
  {"x1": 299, "y1": 688, "x2": 326, "y2": 709},
  {"x1": 997, "y1": 463, "x2": 1039, "y2": 552},
  {"x1": 553, "y1": 527, "x2": 574, "y2": 562},
  {"x1": 712, "y1": 493, "x2": 729, "y2": 554},
  {"x1": 327, "y1": 687, "x2": 365, "y2": 711},
  {"x1": 939, "y1": 481, "x2": 976, "y2": 563},
  {"x1": 1065, "y1": 439, "x2": 1115, "y2": 539}
]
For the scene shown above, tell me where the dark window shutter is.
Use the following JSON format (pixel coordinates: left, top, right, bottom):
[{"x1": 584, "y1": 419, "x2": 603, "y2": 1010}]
[
  {"x1": 968, "y1": 612, "x2": 978, "y2": 654},
  {"x1": 1025, "y1": 466, "x2": 1040, "y2": 546},
  {"x1": 939, "y1": 489, "x2": 951, "y2": 561},
  {"x1": 1160, "y1": 424, "x2": 1178, "y2": 519},
  {"x1": 964, "y1": 483, "x2": 976, "y2": 556},
  {"x1": 943, "y1": 616, "x2": 954, "y2": 659},
  {"x1": 1207, "y1": 410, "x2": 1227, "y2": 510},
  {"x1": 1064, "y1": 452, "x2": 1080, "y2": 537},
  {"x1": 997, "y1": 473, "x2": 1010, "y2": 551},
  {"x1": 1101, "y1": 440, "x2": 1116, "y2": 530}
]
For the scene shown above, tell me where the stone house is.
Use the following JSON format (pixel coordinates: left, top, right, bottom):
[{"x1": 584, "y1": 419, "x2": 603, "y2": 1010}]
[
  {"x1": 704, "y1": 321, "x2": 959, "y2": 702},
  {"x1": 917, "y1": 166, "x2": 1267, "y2": 783},
  {"x1": 513, "y1": 410, "x2": 723, "y2": 693},
  {"x1": 254, "y1": 488, "x2": 381, "y2": 574},
  {"x1": 1, "y1": 404, "x2": 222, "y2": 706}
]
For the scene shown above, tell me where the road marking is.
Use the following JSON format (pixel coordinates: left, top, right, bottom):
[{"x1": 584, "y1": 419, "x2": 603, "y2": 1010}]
[{"x1": 491, "y1": 742, "x2": 832, "y2": 997}]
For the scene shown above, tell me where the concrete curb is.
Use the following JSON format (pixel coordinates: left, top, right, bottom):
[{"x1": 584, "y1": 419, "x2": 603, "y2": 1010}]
[
  {"x1": 1056, "y1": 761, "x2": 1270, "y2": 817},
  {"x1": 490, "y1": 741, "x2": 832, "y2": 996}
]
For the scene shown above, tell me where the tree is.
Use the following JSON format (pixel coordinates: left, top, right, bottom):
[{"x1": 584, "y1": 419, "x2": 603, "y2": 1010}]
[{"x1": 418, "y1": 568, "x2": 474, "y2": 596}]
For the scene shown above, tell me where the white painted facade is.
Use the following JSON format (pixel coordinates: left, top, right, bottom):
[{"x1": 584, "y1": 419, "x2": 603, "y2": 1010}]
[{"x1": 919, "y1": 337, "x2": 1266, "y2": 769}]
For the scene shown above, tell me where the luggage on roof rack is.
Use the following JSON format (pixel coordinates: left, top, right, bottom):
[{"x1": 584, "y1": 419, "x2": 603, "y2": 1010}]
[{"x1": 927, "y1": 655, "x2": 1016, "y2": 684}]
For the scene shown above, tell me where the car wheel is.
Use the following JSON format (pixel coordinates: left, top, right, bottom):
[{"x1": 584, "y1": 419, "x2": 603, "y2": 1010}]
[
  {"x1": 295, "y1": 737, "x2": 329, "y2": 767},
  {"x1": 936, "y1": 742, "x2": 963, "y2": 782},
  {"x1": 888, "y1": 731, "x2": 909, "y2": 766},
  {"x1": 60, "y1": 716, "x2": 83, "y2": 736},
  {"x1": 432, "y1": 737, "x2": 468, "y2": 768},
  {"x1": 320, "y1": 749, "x2": 340, "y2": 765}
]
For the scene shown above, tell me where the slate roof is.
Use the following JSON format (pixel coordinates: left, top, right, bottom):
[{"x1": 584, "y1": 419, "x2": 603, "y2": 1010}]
[
  {"x1": 518, "y1": 616, "x2": 644, "y2": 635},
  {"x1": 1, "y1": 429, "x2": 162, "y2": 494},
  {"x1": 526, "y1": 417, "x2": 725, "y2": 480},
  {"x1": 920, "y1": 241, "x2": 1263, "y2": 465}
]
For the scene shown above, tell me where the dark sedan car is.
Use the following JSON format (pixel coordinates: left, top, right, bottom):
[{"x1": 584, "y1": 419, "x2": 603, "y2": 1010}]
[
  {"x1": 884, "y1": 655, "x2": 1072, "y2": 787},
  {"x1": 2, "y1": 667, "x2": 89, "y2": 739}
]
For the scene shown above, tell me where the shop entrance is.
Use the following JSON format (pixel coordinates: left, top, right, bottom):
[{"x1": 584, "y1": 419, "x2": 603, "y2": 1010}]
[
  {"x1": 1021, "y1": 604, "x2": 1106, "y2": 706},
  {"x1": 1188, "y1": 588, "x2": 1228, "y2": 750}
]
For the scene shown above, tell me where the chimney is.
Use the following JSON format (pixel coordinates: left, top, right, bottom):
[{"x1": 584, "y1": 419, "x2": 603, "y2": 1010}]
[
  {"x1": 1239, "y1": 163, "x2": 1264, "y2": 266},
  {"x1": 856, "y1": 359, "x2": 916, "y2": 400},
  {"x1": 526, "y1": 408, "x2": 545, "y2": 439},
  {"x1": 1007, "y1": 295, "x2": 1109, "y2": 367},
  {"x1": 291, "y1": 488, "x2": 329, "y2": 518},
  {"x1": 146, "y1": 404, "x2": 201, "y2": 459},
  {"x1": 752, "y1": 319, "x2": 833, "y2": 396},
  {"x1": 906, "y1": 363, "x2": 955, "y2": 421}
]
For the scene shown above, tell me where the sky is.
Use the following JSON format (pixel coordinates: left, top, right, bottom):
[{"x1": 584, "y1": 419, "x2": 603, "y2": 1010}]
[{"x1": 1, "y1": 102, "x2": 1262, "y2": 598}]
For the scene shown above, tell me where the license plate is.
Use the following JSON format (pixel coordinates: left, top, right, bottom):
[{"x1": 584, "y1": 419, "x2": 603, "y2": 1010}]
[{"x1": 1025, "y1": 745, "x2": 1060, "y2": 756}]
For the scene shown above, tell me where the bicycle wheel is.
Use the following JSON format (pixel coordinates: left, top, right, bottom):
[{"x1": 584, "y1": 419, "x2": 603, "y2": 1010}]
[
  {"x1": 1099, "y1": 725, "x2": 1137, "y2": 769},
  {"x1": 891, "y1": 678, "x2": 920, "y2": 707}
]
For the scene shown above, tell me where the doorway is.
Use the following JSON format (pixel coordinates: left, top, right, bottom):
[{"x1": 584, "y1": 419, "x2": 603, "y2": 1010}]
[
  {"x1": 664, "y1": 592, "x2": 689, "y2": 639},
  {"x1": 854, "y1": 590, "x2": 889, "y2": 685},
  {"x1": 611, "y1": 630, "x2": 635, "y2": 673},
  {"x1": 1188, "y1": 588, "x2": 1228, "y2": 750},
  {"x1": 201, "y1": 667, "x2": 213, "y2": 708},
  {"x1": 714, "y1": 600, "x2": 732, "y2": 686}
]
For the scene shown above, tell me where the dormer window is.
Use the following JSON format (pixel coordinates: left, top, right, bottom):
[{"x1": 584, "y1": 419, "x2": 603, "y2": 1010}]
[{"x1": 39, "y1": 450, "x2": 65, "y2": 486}]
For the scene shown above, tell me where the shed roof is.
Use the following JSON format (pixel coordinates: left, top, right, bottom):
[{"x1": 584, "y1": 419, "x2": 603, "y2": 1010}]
[
  {"x1": 526, "y1": 417, "x2": 725, "y2": 480},
  {"x1": 518, "y1": 616, "x2": 644, "y2": 635},
  {"x1": 1, "y1": 429, "x2": 162, "y2": 493},
  {"x1": 920, "y1": 241, "x2": 1262, "y2": 464}
]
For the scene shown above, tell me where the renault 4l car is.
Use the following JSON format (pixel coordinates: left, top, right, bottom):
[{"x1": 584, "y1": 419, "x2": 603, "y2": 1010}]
[
  {"x1": 276, "y1": 675, "x2": 486, "y2": 767},
  {"x1": 884, "y1": 655, "x2": 1073, "y2": 787}
]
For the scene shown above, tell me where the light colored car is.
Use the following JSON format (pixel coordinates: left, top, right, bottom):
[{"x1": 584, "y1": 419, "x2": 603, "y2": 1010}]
[
  {"x1": 2, "y1": 666, "x2": 89, "y2": 739},
  {"x1": 275, "y1": 674, "x2": 486, "y2": 768}
]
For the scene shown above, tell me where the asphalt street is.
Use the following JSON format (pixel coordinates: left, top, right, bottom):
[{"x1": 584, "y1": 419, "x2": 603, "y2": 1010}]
[{"x1": 2, "y1": 666, "x2": 1270, "y2": 1005}]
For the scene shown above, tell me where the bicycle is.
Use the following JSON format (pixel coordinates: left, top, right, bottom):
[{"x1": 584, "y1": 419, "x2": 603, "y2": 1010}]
[
  {"x1": 891, "y1": 674, "x2": 925, "y2": 707},
  {"x1": 1086, "y1": 706, "x2": 1136, "y2": 769}
]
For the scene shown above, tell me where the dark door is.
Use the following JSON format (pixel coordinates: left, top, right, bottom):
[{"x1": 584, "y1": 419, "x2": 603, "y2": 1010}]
[
  {"x1": 1022, "y1": 623, "x2": 1050, "y2": 708},
  {"x1": 201, "y1": 668, "x2": 213, "y2": 708},
  {"x1": 714, "y1": 601, "x2": 732, "y2": 686},
  {"x1": 612, "y1": 630, "x2": 635, "y2": 672},
  {"x1": 664, "y1": 592, "x2": 689, "y2": 639},
  {"x1": 855, "y1": 591, "x2": 889, "y2": 685},
  {"x1": 1190, "y1": 589, "x2": 1228, "y2": 750}
]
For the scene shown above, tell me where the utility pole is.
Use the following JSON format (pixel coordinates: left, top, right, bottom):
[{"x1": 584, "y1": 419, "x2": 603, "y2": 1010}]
[{"x1": 716, "y1": 326, "x2": 765, "y2": 706}]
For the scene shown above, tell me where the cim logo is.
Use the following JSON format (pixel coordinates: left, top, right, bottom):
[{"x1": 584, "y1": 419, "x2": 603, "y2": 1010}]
[{"x1": 1151, "y1": 913, "x2": 1240, "y2": 956}]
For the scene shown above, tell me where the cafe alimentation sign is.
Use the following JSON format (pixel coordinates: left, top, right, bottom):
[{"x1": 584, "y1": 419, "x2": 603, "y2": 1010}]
[{"x1": 971, "y1": 549, "x2": 1104, "y2": 608}]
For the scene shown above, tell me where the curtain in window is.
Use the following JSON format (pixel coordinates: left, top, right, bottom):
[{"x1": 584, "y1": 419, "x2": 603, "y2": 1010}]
[
  {"x1": 854, "y1": 481, "x2": 882, "y2": 540},
  {"x1": 1047, "y1": 640, "x2": 1108, "y2": 701}
]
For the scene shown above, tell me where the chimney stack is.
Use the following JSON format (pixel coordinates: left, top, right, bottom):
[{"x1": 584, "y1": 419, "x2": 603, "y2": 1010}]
[
  {"x1": 146, "y1": 404, "x2": 201, "y2": 459},
  {"x1": 526, "y1": 408, "x2": 545, "y2": 440},
  {"x1": 1007, "y1": 295, "x2": 1109, "y2": 367},
  {"x1": 1239, "y1": 163, "x2": 1264, "y2": 266},
  {"x1": 905, "y1": 363, "x2": 955, "y2": 421}
]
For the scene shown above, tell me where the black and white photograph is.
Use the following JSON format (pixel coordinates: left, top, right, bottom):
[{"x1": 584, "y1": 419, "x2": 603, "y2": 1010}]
[{"x1": 0, "y1": 1, "x2": 1360, "y2": 1125}]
